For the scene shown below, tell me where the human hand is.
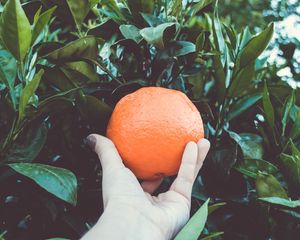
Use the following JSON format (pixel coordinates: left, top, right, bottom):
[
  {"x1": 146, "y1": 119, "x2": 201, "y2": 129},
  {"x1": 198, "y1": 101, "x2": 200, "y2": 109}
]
[{"x1": 82, "y1": 134, "x2": 210, "y2": 240}]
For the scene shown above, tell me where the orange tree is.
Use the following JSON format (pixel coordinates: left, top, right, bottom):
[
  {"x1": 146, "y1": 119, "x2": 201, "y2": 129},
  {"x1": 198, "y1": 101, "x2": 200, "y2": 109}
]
[{"x1": 0, "y1": 0, "x2": 299, "y2": 239}]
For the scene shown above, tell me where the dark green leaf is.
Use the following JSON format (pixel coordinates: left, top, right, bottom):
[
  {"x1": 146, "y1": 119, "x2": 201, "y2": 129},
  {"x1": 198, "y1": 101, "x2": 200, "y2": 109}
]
[
  {"x1": 190, "y1": 0, "x2": 213, "y2": 17},
  {"x1": 208, "y1": 202, "x2": 226, "y2": 214},
  {"x1": 175, "y1": 199, "x2": 209, "y2": 240},
  {"x1": 9, "y1": 163, "x2": 77, "y2": 206},
  {"x1": 0, "y1": 0, "x2": 32, "y2": 61},
  {"x1": 259, "y1": 197, "x2": 300, "y2": 208},
  {"x1": 228, "y1": 93, "x2": 262, "y2": 121},
  {"x1": 168, "y1": 0, "x2": 182, "y2": 18},
  {"x1": 18, "y1": 69, "x2": 44, "y2": 122},
  {"x1": 239, "y1": 26, "x2": 252, "y2": 50},
  {"x1": 256, "y1": 173, "x2": 288, "y2": 199},
  {"x1": 44, "y1": 36, "x2": 99, "y2": 62},
  {"x1": 236, "y1": 159, "x2": 278, "y2": 179},
  {"x1": 213, "y1": 55, "x2": 225, "y2": 101},
  {"x1": 195, "y1": 32, "x2": 205, "y2": 53},
  {"x1": 288, "y1": 108, "x2": 300, "y2": 140},
  {"x1": 32, "y1": 6, "x2": 57, "y2": 44},
  {"x1": 165, "y1": 41, "x2": 196, "y2": 57},
  {"x1": 239, "y1": 23, "x2": 274, "y2": 68},
  {"x1": 223, "y1": 24, "x2": 236, "y2": 50},
  {"x1": 4, "y1": 123, "x2": 47, "y2": 163},
  {"x1": 140, "y1": 12, "x2": 164, "y2": 27},
  {"x1": 64, "y1": 61, "x2": 99, "y2": 82},
  {"x1": 202, "y1": 232, "x2": 225, "y2": 240},
  {"x1": 66, "y1": 0, "x2": 90, "y2": 28},
  {"x1": 282, "y1": 91, "x2": 295, "y2": 136},
  {"x1": 228, "y1": 62, "x2": 255, "y2": 97},
  {"x1": 228, "y1": 131, "x2": 263, "y2": 159},
  {"x1": 119, "y1": 25, "x2": 142, "y2": 43},
  {"x1": 127, "y1": 0, "x2": 154, "y2": 17},
  {"x1": 99, "y1": 0, "x2": 125, "y2": 23},
  {"x1": 0, "y1": 47, "x2": 17, "y2": 108},
  {"x1": 262, "y1": 82, "x2": 275, "y2": 130},
  {"x1": 140, "y1": 22, "x2": 177, "y2": 49}
]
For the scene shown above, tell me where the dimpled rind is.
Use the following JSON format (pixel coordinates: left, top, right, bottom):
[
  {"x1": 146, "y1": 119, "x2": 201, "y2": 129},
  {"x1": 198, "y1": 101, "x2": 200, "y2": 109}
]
[{"x1": 106, "y1": 87, "x2": 204, "y2": 180}]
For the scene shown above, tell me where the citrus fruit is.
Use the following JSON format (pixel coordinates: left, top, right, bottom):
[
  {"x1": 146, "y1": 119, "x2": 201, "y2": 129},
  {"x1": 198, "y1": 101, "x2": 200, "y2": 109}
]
[{"x1": 106, "y1": 87, "x2": 204, "y2": 180}]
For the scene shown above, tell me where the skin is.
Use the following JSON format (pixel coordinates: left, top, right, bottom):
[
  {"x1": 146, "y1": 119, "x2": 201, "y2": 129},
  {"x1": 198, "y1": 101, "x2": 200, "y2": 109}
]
[{"x1": 81, "y1": 134, "x2": 210, "y2": 240}]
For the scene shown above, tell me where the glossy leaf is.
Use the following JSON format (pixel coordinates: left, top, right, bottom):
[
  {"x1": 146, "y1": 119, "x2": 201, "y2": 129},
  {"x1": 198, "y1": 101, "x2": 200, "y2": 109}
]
[
  {"x1": 236, "y1": 159, "x2": 278, "y2": 179},
  {"x1": 202, "y1": 232, "x2": 225, "y2": 240},
  {"x1": 0, "y1": 47, "x2": 17, "y2": 108},
  {"x1": 239, "y1": 23, "x2": 274, "y2": 68},
  {"x1": 4, "y1": 123, "x2": 47, "y2": 163},
  {"x1": 239, "y1": 27, "x2": 252, "y2": 50},
  {"x1": 44, "y1": 36, "x2": 99, "y2": 62},
  {"x1": 190, "y1": 0, "x2": 213, "y2": 17},
  {"x1": 0, "y1": 0, "x2": 32, "y2": 61},
  {"x1": 228, "y1": 62, "x2": 255, "y2": 97},
  {"x1": 208, "y1": 202, "x2": 226, "y2": 214},
  {"x1": 64, "y1": 61, "x2": 99, "y2": 82},
  {"x1": 259, "y1": 197, "x2": 300, "y2": 208},
  {"x1": 99, "y1": 0, "x2": 125, "y2": 23},
  {"x1": 18, "y1": 69, "x2": 44, "y2": 122},
  {"x1": 32, "y1": 6, "x2": 57, "y2": 44},
  {"x1": 9, "y1": 163, "x2": 77, "y2": 206},
  {"x1": 165, "y1": 41, "x2": 196, "y2": 57},
  {"x1": 66, "y1": 0, "x2": 90, "y2": 28},
  {"x1": 140, "y1": 12, "x2": 164, "y2": 27},
  {"x1": 228, "y1": 93, "x2": 262, "y2": 121},
  {"x1": 228, "y1": 131, "x2": 263, "y2": 159},
  {"x1": 140, "y1": 22, "x2": 176, "y2": 49},
  {"x1": 262, "y1": 82, "x2": 275, "y2": 130},
  {"x1": 282, "y1": 91, "x2": 295, "y2": 136},
  {"x1": 127, "y1": 0, "x2": 154, "y2": 17},
  {"x1": 280, "y1": 149, "x2": 300, "y2": 186},
  {"x1": 175, "y1": 199, "x2": 209, "y2": 240},
  {"x1": 288, "y1": 108, "x2": 300, "y2": 140},
  {"x1": 119, "y1": 25, "x2": 142, "y2": 43},
  {"x1": 168, "y1": 0, "x2": 182, "y2": 18},
  {"x1": 256, "y1": 173, "x2": 288, "y2": 199}
]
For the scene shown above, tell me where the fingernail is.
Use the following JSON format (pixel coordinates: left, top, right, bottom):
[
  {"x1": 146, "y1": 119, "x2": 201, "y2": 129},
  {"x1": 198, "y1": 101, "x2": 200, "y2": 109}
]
[{"x1": 85, "y1": 135, "x2": 96, "y2": 150}]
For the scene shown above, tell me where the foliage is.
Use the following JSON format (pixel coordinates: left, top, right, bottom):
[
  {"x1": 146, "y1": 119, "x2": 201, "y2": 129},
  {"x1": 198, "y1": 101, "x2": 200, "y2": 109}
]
[{"x1": 0, "y1": 0, "x2": 299, "y2": 239}]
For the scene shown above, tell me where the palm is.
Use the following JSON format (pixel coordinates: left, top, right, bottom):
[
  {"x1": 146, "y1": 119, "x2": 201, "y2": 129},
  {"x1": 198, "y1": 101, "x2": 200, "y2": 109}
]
[{"x1": 90, "y1": 135, "x2": 210, "y2": 239}]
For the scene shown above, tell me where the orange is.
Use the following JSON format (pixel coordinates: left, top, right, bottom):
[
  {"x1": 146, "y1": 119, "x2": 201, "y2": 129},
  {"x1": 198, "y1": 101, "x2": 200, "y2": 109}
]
[{"x1": 106, "y1": 87, "x2": 204, "y2": 180}]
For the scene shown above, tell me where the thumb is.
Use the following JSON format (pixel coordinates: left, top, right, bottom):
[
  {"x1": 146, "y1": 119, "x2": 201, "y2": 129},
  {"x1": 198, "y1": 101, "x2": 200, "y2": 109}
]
[{"x1": 86, "y1": 134, "x2": 125, "y2": 171}]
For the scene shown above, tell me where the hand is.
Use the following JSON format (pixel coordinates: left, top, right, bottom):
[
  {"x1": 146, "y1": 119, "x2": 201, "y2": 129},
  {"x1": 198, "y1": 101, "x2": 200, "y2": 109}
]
[{"x1": 82, "y1": 134, "x2": 210, "y2": 240}]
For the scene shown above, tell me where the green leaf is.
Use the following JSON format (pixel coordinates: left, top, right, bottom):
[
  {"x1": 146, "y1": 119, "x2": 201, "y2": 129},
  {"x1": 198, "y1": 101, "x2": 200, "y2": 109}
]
[
  {"x1": 195, "y1": 32, "x2": 205, "y2": 53},
  {"x1": 190, "y1": 0, "x2": 213, "y2": 17},
  {"x1": 99, "y1": 0, "x2": 126, "y2": 24},
  {"x1": 175, "y1": 199, "x2": 209, "y2": 240},
  {"x1": 288, "y1": 108, "x2": 300, "y2": 140},
  {"x1": 9, "y1": 163, "x2": 77, "y2": 206},
  {"x1": 18, "y1": 69, "x2": 44, "y2": 122},
  {"x1": 168, "y1": 0, "x2": 182, "y2": 18},
  {"x1": 78, "y1": 95, "x2": 112, "y2": 127},
  {"x1": 64, "y1": 61, "x2": 99, "y2": 82},
  {"x1": 259, "y1": 197, "x2": 300, "y2": 208},
  {"x1": 202, "y1": 232, "x2": 225, "y2": 240},
  {"x1": 208, "y1": 202, "x2": 226, "y2": 214},
  {"x1": 140, "y1": 22, "x2": 177, "y2": 49},
  {"x1": 127, "y1": 0, "x2": 154, "y2": 17},
  {"x1": 66, "y1": 0, "x2": 90, "y2": 28},
  {"x1": 165, "y1": 41, "x2": 196, "y2": 57},
  {"x1": 262, "y1": 82, "x2": 275, "y2": 130},
  {"x1": 239, "y1": 26, "x2": 252, "y2": 50},
  {"x1": 119, "y1": 25, "x2": 143, "y2": 43},
  {"x1": 256, "y1": 173, "x2": 288, "y2": 199},
  {"x1": 228, "y1": 93, "x2": 262, "y2": 121},
  {"x1": 140, "y1": 12, "x2": 163, "y2": 27},
  {"x1": 0, "y1": 0, "x2": 32, "y2": 61},
  {"x1": 280, "y1": 152, "x2": 300, "y2": 186},
  {"x1": 228, "y1": 131, "x2": 263, "y2": 159},
  {"x1": 236, "y1": 158, "x2": 278, "y2": 179},
  {"x1": 282, "y1": 91, "x2": 295, "y2": 135},
  {"x1": 239, "y1": 23, "x2": 274, "y2": 68},
  {"x1": 4, "y1": 123, "x2": 47, "y2": 163},
  {"x1": 223, "y1": 24, "x2": 236, "y2": 50},
  {"x1": 228, "y1": 62, "x2": 255, "y2": 97},
  {"x1": 44, "y1": 36, "x2": 99, "y2": 62},
  {"x1": 32, "y1": 6, "x2": 57, "y2": 44},
  {"x1": 213, "y1": 55, "x2": 226, "y2": 101},
  {"x1": 0, "y1": 47, "x2": 17, "y2": 108}
]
